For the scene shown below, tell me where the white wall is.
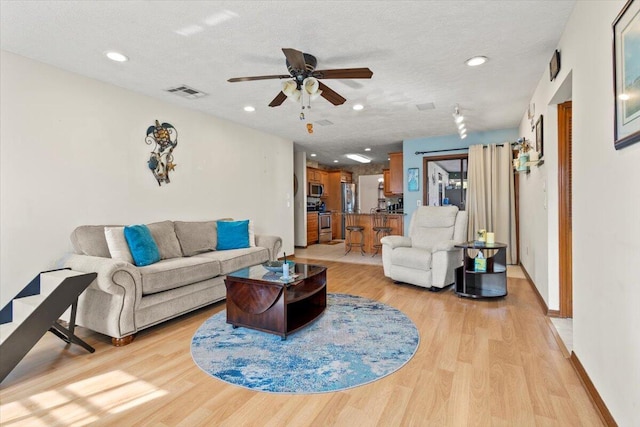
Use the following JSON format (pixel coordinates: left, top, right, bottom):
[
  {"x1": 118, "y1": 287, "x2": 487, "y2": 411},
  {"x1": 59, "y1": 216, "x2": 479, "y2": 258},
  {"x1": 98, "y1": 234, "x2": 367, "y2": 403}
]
[
  {"x1": 0, "y1": 51, "x2": 294, "y2": 307},
  {"x1": 517, "y1": 2, "x2": 640, "y2": 424}
]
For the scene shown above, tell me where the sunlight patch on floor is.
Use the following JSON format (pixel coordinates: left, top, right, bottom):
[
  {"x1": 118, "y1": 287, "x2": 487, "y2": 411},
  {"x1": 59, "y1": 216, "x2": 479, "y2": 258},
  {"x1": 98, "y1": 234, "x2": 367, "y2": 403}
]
[{"x1": 0, "y1": 371, "x2": 168, "y2": 425}]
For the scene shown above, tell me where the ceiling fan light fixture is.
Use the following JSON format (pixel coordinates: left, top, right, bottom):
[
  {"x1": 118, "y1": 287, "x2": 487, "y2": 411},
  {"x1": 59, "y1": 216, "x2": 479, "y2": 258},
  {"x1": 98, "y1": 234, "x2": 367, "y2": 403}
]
[
  {"x1": 282, "y1": 80, "x2": 298, "y2": 97},
  {"x1": 346, "y1": 153, "x2": 371, "y2": 163},
  {"x1": 309, "y1": 90, "x2": 323, "y2": 101},
  {"x1": 303, "y1": 77, "x2": 319, "y2": 95}
]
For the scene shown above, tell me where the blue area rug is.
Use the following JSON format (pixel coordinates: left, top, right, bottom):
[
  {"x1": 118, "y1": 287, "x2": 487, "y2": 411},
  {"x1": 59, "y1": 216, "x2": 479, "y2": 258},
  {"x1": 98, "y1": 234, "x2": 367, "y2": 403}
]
[{"x1": 191, "y1": 293, "x2": 420, "y2": 394}]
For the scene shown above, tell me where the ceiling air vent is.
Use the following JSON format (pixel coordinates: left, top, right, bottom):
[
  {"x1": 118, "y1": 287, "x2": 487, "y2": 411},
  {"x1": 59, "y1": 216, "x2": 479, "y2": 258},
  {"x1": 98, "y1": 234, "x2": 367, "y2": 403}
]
[
  {"x1": 416, "y1": 102, "x2": 436, "y2": 111},
  {"x1": 165, "y1": 85, "x2": 207, "y2": 99},
  {"x1": 315, "y1": 120, "x2": 334, "y2": 126}
]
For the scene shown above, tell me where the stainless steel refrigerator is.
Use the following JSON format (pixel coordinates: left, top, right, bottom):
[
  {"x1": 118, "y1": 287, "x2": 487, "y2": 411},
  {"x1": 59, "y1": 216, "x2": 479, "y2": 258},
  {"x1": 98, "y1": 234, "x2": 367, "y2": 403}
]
[{"x1": 341, "y1": 183, "x2": 356, "y2": 239}]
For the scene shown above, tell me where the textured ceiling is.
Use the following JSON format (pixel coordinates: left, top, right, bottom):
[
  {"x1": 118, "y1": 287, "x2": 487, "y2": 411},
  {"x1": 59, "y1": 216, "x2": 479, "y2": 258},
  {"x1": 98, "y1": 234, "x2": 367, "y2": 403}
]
[{"x1": 0, "y1": 1, "x2": 575, "y2": 166}]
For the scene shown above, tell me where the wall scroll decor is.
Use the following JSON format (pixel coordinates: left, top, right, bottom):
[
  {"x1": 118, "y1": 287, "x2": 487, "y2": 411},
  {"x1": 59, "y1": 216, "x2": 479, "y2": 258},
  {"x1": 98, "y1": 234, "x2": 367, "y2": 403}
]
[
  {"x1": 407, "y1": 168, "x2": 419, "y2": 192},
  {"x1": 145, "y1": 120, "x2": 178, "y2": 185},
  {"x1": 535, "y1": 115, "x2": 544, "y2": 158},
  {"x1": 613, "y1": 0, "x2": 640, "y2": 149}
]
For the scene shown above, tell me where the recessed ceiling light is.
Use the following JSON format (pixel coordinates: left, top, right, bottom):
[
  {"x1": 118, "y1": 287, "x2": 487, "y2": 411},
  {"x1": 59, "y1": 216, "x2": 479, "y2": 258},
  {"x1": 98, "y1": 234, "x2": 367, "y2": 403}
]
[
  {"x1": 619, "y1": 93, "x2": 630, "y2": 101},
  {"x1": 364, "y1": 148, "x2": 371, "y2": 152},
  {"x1": 353, "y1": 104, "x2": 364, "y2": 111},
  {"x1": 243, "y1": 106, "x2": 255, "y2": 112},
  {"x1": 465, "y1": 56, "x2": 487, "y2": 66},
  {"x1": 310, "y1": 153, "x2": 317, "y2": 157},
  {"x1": 105, "y1": 51, "x2": 128, "y2": 62},
  {"x1": 333, "y1": 160, "x2": 339, "y2": 163},
  {"x1": 460, "y1": 128, "x2": 467, "y2": 134},
  {"x1": 458, "y1": 123, "x2": 466, "y2": 130},
  {"x1": 346, "y1": 154, "x2": 371, "y2": 163},
  {"x1": 461, "y1": 133, "x2": 468, "y2": 139}
]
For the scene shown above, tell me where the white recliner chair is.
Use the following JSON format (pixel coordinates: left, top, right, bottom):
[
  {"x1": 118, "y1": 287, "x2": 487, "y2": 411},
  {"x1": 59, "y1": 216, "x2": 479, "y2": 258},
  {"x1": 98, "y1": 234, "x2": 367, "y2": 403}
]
[{"x1": 381, "y1": 206, "x2": 468, "y2": 290}]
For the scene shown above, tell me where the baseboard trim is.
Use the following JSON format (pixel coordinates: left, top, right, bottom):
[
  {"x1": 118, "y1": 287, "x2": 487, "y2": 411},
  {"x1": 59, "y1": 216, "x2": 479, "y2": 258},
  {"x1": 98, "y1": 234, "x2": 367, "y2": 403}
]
[
  {"x1": 569, "y1": 352, "x2": 618, "y2": 426},
  {"x1": 519, "y1": 263, "x2": 549, "y2": 315},
  {"x1": 521, "y1": 265, "x2": 615, "y2": 425},
  {"x1": 544, "y1": 316, "x2": 570, "y2": 358}
]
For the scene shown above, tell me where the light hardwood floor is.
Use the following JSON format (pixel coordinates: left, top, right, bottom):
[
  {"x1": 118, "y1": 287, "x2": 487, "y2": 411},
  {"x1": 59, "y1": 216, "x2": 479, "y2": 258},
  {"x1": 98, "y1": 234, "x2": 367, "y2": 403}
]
[{"x1": 0, "y1": 259, "x2": 603, "y2": 426}]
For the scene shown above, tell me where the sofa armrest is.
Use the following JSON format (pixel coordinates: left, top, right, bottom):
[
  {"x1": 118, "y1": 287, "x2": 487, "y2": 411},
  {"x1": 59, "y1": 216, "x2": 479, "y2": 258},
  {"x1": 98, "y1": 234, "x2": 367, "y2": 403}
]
[
  {"x1": 64, "y1": 254, "x2": 142, "y2": 307},
  {"x1": 381, "y1": 235, "x2": 412, "y2": 249},
  {"x1": 255, "y1": 235, "x2": 282, "y2": 261}
]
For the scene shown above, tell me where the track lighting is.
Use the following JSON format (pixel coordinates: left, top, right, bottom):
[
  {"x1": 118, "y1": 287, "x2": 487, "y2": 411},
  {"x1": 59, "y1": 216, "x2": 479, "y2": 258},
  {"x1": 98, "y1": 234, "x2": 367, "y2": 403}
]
[{"x1": 453, "y1": 104, "x2": 467, "y2": 140}]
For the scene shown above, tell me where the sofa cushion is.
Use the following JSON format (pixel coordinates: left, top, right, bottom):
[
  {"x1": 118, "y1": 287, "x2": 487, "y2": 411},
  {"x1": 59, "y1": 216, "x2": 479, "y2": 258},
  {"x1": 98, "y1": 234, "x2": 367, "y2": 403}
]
[
  {"x1": 71, "y1": 225, "x2": 118, "y2": 257},
  {"x1": 391, "y1": 247, "x2": 432, "y2": 271},
  {"x1": 147, "y1": 221, "x2": 182, "y2": 260},
  {"x1": 124, "y1": 225, "x2": 161, "y2": 267},
  {"x1": 410, "y1": 206, "x2": 458, "y2": 249},
  {"x1": 138, "y1": 256, "x2": 222, "y2": 295},
  {"x1": 216, "y1": 220, "x2": 250, "y2": 250},
  {"x1": 174, "y1": 220, "x2": 218, "y2": 256},
  {"x1": 104, "y1": 226, "x2": 134, "y2": 264},
  {"x1": 195, "y1": 246, "x2": 269, "y2": 275}
]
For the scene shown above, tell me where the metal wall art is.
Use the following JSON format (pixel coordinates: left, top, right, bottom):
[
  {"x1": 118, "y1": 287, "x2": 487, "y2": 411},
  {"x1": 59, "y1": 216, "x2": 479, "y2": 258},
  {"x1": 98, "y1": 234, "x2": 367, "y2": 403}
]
[{"x1": 145, "y1": 120, "x2": 178, "y2": 185}]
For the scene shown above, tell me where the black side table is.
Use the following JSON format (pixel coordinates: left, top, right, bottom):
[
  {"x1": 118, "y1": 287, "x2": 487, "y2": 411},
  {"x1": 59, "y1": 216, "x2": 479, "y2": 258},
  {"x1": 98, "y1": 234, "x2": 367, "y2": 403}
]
[{"x1": 454, "y1": 241, "x2": 507, "y2": 299}]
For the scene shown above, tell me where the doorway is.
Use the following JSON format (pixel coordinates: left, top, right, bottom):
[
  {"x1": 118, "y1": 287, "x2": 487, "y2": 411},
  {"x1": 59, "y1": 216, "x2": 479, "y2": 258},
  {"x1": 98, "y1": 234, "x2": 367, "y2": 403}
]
[
  {"x1": 558, "y1": 101, "x2": 573, "y2": 318},
  {"x1": 422, "y1": 154, "x2": 468, "y2": 211}
]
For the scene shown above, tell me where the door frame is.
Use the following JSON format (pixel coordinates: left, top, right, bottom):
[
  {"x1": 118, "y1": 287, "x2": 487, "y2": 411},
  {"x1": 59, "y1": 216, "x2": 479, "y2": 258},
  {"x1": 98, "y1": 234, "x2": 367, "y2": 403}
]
[
  {"x1": 422, "y1": 154, "x2": 468, "y2": 209},
  {"x1": 558, "y1": 101, "x2": 573, "y2": 318}
]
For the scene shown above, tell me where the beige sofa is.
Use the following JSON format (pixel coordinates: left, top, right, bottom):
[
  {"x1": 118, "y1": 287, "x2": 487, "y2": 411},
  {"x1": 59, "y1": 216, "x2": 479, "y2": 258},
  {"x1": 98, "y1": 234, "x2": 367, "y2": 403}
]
[{"x1": 64, "y1": 220, "x2": 281, "y2": 345}]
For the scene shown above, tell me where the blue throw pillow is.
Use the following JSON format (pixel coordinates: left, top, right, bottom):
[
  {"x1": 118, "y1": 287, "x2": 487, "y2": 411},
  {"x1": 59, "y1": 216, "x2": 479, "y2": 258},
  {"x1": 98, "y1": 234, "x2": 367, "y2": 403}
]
[
  {"x1": 124, "y1": 224, "x2": 161, "y2": 266},
  {"x1": 217, "y1": 220, "x2": 250, "y2": 250}
]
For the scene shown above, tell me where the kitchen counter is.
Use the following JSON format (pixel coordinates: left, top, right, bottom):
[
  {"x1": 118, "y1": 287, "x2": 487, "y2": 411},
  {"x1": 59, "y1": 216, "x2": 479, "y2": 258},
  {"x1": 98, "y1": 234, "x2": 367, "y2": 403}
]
[{"x1": 341, "y1": 213, "x2": 404, "y2": 254}]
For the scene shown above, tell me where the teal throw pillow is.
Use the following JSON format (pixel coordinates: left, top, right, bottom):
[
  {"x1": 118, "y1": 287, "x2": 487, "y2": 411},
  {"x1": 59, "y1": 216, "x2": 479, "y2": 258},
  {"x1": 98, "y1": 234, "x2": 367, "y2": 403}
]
[
  {"x1": 124, "y1": 224, "x2": 161, "y2": 266},
  {"x1": 216, "y1": 220, "x2": 250, "y2": 250}
]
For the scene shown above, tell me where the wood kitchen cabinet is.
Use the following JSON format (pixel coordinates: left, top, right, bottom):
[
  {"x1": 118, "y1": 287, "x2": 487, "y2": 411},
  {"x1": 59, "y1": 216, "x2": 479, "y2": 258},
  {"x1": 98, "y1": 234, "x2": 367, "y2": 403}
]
[
  {"x1": 340, "y1": 171, "x2": 352, "y2": 183},
  {"x1": 389, "y1": 152, "x2": 403, "y2": 195},
  {"x1": 332, "y1": 211, "x2": 341, "y2": 240},
  {"x1": 383, "y1": 169, "x2": 392, "y2": 197},
  {"x1": 307, "y1": 212, "x2": 319, "y2": 245},
  {"x1": 325, "y1": 170, "x2": 351, "y2": 211},
  {"x1": 307, "y1": 167, "x2": 320, "y2": 183},
  {"x1": 319, "y1": 170, "x2": 328, "y2": 198},
  {"x1": 342, "y1": 213, "x2": 404, "y2": 254},
  {"x1": 385, "y1": 214, "x2": 404, "y2": 236}
]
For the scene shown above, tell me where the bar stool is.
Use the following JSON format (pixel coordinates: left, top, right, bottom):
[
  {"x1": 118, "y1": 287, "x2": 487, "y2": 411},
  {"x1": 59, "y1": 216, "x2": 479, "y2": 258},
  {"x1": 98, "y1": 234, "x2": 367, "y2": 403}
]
[
  {"x1": 344, "y1": 213, "x2": 365, "y2": 256},
  {"x1": 371, "y1": 212, "x2": 392, "y2": 257}
]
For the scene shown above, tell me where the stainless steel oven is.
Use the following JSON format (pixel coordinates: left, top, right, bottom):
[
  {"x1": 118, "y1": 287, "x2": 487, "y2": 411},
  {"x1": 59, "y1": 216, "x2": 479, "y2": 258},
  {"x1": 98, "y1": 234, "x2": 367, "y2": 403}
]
[{"x1": 319, "y1": 213, "x2": 332, "y2": 243}]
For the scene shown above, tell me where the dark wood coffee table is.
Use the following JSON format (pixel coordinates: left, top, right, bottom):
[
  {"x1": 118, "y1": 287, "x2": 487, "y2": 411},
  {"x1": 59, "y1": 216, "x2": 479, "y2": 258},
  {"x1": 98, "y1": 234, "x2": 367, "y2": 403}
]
[{"x1": 224, "y1": 263, "x2": 327, "y2": 339}]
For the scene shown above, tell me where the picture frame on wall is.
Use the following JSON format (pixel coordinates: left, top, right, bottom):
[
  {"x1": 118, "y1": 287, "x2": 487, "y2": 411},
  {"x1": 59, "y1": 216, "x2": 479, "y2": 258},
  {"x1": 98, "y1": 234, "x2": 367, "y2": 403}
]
[
  {"x1": 613, "y1": 0, "x2": 640, "y2": 149},
  {"x1": 407, "y1": 168, "x2": 419, "y2": 192},
  {"x1": 535, "y1": 115, "x2": 544, "y2": 158}
]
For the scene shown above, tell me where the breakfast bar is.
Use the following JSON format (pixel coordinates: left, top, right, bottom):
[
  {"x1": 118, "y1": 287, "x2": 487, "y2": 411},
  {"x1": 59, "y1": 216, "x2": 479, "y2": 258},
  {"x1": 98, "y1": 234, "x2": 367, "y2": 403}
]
[{"x1": 341, "y1": 213, "x2": 404, "y2": 254}]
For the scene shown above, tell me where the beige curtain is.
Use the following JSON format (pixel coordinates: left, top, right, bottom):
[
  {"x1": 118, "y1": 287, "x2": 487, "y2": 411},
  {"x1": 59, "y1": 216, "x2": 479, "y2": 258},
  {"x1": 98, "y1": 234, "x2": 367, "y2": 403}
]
[{"x1": 466, "y1": 144, "x2": 517, "y2": 264}]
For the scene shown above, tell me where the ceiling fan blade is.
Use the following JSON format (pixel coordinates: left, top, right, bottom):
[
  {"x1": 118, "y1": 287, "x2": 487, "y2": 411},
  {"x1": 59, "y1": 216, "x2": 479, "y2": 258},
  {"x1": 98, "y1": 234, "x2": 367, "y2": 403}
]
[
  {"x1": 318, "y1": 82, "x2": 346, "y2": 105},
  {"x1": 228, "y1": 74, "x2": 291, "y2": 82},
  {"x1": 312, "y1": 68, "x2": 373, "y2": 79},
  {"x1": 268, "y1": 91, "x2": 288, "y2": 107},
  {"x1": 282, "y1": 48, "x2": 306, "y2": 72}
]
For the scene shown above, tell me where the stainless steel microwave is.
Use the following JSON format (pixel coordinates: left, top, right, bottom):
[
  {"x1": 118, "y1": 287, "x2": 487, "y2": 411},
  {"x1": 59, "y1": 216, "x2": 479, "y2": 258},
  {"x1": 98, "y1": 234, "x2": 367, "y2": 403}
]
[{"x1": 309, "y1": 182, "x2": 324, "y2": 197}]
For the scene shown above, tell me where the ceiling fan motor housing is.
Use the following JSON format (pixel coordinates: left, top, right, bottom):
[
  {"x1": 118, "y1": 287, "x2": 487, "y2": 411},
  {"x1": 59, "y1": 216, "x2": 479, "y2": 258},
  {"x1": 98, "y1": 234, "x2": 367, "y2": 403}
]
[{"x1": 287, "y1": 53, "x2": 317, "y2": 81}]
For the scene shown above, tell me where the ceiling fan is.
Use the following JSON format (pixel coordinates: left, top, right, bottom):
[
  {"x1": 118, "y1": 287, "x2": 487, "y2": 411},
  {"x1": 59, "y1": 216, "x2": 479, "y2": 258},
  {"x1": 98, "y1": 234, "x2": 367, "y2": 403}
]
[{"x1": 227, "y1": 48, "x2": 373, "y2": 107}]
